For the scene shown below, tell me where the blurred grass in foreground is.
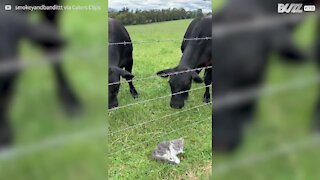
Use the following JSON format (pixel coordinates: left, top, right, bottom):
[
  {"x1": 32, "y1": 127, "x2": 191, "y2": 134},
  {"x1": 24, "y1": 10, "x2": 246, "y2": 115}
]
[{"x1": 0, "y1": 0, "x2": 107, "y2": 179}]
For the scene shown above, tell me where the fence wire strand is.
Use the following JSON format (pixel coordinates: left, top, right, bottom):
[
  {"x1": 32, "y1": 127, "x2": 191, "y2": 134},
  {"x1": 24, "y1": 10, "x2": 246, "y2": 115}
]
[
  {"x1": 108, "y1": 37, "x2": 212, "y2": 46},
  {"x1": 214, "y1": 74, "x2": 320, "y2": 111},
  {"x1": 108, "y1": 85, "x2": 212, "y2": 112},
  {"x1": 0, "y1": 126, "x2": 106, "y2": 161},
  {"x1": 109, "y1": 102, "x2": 211, "y2": 136},
  {"x1": 0, "y1": 75, "x2": 319, "y2": 161},
  {"x1": 109, "y1": 117, "x2": 211, "y2": 155},
  {"x1": 0, "y1": 47, "x2": 104, "y2": 75},
  {"x1": 108, "y1": 66, "x2": 212, "y2": 86},
  {"x1": 214, "y1": 134, "x2": 320, "y2": 175}
]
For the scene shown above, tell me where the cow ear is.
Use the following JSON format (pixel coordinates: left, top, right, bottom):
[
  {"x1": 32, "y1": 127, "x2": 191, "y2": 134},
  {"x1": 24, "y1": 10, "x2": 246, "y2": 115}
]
[
  {"x1": 156, "y1": 68, "x2": 176, "y2": 78},
  {"x1": 113, "y1": 67, "x2": 134, "y2": 79},
  {"x1": 191, "y1": 72, "x2": 203, "y2": 83}
]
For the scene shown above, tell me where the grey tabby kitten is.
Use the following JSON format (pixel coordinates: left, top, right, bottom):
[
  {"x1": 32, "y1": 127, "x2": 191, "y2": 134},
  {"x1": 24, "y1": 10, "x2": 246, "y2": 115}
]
[{"x1": 152, "y1": 138, "x2": 184, "y2": 164}]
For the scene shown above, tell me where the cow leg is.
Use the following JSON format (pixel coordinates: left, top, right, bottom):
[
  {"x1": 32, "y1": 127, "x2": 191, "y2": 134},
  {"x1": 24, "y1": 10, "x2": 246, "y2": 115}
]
[
  {"x1": 0, "y1": 72, "x2": 18, "y2": 148},
  {"x1": 125, "y1": 59, "x2": 138, "y2": 99},
  {"x1": 203, "y1": 68, "x2": 212, "y2": 103},
  {"x1": 52, "y1": 62, "x2": 82, "y2": 115},
  {"x1": 314, "y1": 101, "x2": 320, "y2": 131},
  {"x1": 43, "y1": 10, "x2": 82, "y2": 115}
]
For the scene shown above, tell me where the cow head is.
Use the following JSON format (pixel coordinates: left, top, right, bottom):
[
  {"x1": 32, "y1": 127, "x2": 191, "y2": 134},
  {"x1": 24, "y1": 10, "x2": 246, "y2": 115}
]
[
  {"x1": 157, "y1": 67, "x2": 203, "y2": 109},
  {"x1": 108, "y1": 67, "x2": 134, "y2": 109}
]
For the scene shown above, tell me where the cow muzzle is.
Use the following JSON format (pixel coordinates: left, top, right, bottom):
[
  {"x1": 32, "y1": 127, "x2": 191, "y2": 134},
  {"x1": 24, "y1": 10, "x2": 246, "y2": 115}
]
[{"x1": 170, "y1": 99, "x2": 185, "y2": 109}]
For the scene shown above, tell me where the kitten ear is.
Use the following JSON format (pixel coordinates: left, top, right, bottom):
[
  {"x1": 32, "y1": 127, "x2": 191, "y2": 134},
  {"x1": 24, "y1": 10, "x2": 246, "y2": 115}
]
[
  {"x1": 179, "y1": 138, "x2": 184, "y2": 145},
  {"x1": 177, "y1": 137, "x2": 184, "y2": 142},
  {"x1": 172, "y1": 138, "x2": 184, "y2": 144}
]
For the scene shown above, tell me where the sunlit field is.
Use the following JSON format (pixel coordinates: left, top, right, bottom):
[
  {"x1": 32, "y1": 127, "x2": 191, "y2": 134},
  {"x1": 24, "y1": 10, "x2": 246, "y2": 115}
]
[{"x1": 108, "y1": 19, "x2": 212, "y2": 179}]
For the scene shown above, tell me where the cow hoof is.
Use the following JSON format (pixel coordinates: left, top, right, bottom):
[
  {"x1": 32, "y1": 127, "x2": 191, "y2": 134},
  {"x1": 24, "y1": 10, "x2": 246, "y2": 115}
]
[
  {"x1": 130, "y1": 89, "x2": 139, "y2": 99},
  {"x1": 0, "y1": 125, "x2": 13, "y2": 149},
  {"x1": 60, "y1": 94, "x2": 83, "y2": 117},
  {"x1": 313, "y1": 115, "x2": 320, "y2": 132},
  {"x1": 203, "y1": 97, "x2": 211, "y2": 104},
  {"x1": 64, "y1": 102, "x2": 83, "y2": 117}
]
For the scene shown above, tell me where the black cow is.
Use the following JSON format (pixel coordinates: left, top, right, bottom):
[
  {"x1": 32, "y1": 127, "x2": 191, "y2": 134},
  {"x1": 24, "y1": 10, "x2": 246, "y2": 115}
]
[
  {"x1": 157, "y1": 16, "x2": 212, "y2": 109},
  {"x1": 180, "y1": 17, "x2": 202, "y2": 53},
  {"x1": 213, "y1": 0, "x2": 319, "y2": 152},
  {"x1": 0, "y1": 0, "x2": 81, "y2": 148},
  {"x1": 108, "y1": 18, "x2": 138, "y2": 109}
]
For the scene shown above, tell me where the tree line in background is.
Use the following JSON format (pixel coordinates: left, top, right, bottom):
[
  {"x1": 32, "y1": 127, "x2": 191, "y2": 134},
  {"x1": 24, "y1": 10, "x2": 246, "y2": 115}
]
[{"x1": 109, "y1": 8, "x2": 211, "y2": 25}]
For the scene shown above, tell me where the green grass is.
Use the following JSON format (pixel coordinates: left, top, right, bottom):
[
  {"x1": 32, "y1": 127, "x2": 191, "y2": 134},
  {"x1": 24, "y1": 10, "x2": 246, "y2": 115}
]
[
  {"x1": 107, "y1": 20, "x2": 212, "y2": 179},
  {"x1": 213, "y1": 1, "x2": 320, "y2": 179},
  {"x1": 0, "y1": 0, "x2": 107, "y2": 179}
]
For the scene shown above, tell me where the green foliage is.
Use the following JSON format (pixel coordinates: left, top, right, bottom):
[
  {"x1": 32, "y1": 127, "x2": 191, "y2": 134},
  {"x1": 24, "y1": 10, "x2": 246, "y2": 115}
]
[{"x1": 109, "y1": 8, "x2": 209, "y2": 25}]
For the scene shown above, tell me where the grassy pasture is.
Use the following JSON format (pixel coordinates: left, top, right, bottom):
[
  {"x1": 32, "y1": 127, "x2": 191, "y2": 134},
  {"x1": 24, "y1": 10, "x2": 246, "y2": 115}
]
[{"x1": 108, "y1": 20, "x2": 212, "y2": 179}]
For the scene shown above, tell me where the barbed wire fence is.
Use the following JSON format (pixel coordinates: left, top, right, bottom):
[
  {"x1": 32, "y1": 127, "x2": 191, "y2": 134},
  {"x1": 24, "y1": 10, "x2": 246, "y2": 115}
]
[
  {"x1": 0, "y1": 13, "x2": 318, "y2": 174},
  {"x1": 2, "y1": 13, "x2": 318, "y2": 75},
  {"x1": 0, "y1": 46, "x2": 105, "y2": 75},
  {"x1": 0, "y1": 73, "x2": 318, "y2": 161},
  {"x1": 109, "y1": 117, "x2": 212, "y2": 156},
  {"x1": 107, "y1": 74, "x2": 320, "y2": 155},
  {"x1": 106, "y1": 13, "x2": 319, "y2": 161},
  {"x1": 108, "y1": 37, "x2": 212, "y2": 46},
  {"x1": 109, "y1": 84, "x2": 212, "y2": 111},
  {"x1": 107, "y1": 35, "x2": 213, "y2": 157},
  {"x1": 107, "y1": 38, "x2": 213, "y2": 158},
  {"x1": 214, "y1": 133, "x2": 320, "y2": 176},
  {"x1": 109, "y1": 103, "x2": 211, "y2": 136},
  {"x1": 108, "y1": 66, "x2": 212, "y2": 86}
]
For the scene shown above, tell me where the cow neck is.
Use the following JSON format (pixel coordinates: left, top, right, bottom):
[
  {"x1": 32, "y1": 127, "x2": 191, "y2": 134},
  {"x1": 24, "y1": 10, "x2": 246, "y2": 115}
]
[{"x1": 178, "y1": 49, "x2": 198, "y2": 70}]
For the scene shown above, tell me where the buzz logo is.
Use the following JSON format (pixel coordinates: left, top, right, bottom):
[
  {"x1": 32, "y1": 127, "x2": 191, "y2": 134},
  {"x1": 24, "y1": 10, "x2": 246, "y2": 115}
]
[{"x1": 278, "y1": 3, "x2": 303, "y2": 13}]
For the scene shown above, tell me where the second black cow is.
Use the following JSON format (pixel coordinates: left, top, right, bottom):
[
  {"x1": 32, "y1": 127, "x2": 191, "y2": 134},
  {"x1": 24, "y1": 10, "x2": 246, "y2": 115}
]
[
  {"x1": 108, "y1": 18, "x2": 138, "y2": 109},
  {"x1": 157, "y1": 16, "x2": 212, "y2": 109}
]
